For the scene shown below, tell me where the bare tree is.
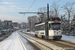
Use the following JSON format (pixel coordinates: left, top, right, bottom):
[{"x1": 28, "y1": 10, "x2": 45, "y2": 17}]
[
  {"x1": 49, "y1": 10, "x2": 55, "y2": 17},
  {"x1": 62, "y1": 2, "x2": 75, "y2": 33},
  {"x1": 28, "y1": 17, "x2": 32, "y2": 30},
  {"x1": 38, "y1": 7, "x2": 47, "y2": 12},
  {"x1": 28, "y1": 16, "x2": 38, "y2": 30},
  {"x1": 50, "y1": 2, "x2": 60, "y2": 17},
  {"x1": 31, "y1": 16, "x2": 39, "y2": 30},
  {"x1": 38, "y1": 7, "x2": 47, "y2": 22},
  {"x1": 63, "y1": 2, "x2": 75, "y2": 21}
]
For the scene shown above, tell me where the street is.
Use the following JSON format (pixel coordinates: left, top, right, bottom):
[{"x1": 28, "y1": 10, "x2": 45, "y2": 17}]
[{"x1": 0, "y1": 30, "x2": 75, "y2": 50}]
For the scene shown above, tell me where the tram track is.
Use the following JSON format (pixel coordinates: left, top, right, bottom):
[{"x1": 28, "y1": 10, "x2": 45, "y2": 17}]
[
  {"x1": 19, "y1": 31, "x2": 64, "y2": 50},
  {"x1": 29, "y1": 32, "x2": 75, "y2": 46},
  {"x1": 51, "y1": 40, "x2": 75, "y2": 48},
  {"x1": 19, "y1": 32, "x2": 53, "y2": 50},
  {"x1": 22, "y1": 31, "x2": 75, "y2": 46},
  {"x1": 57, "y1": 40, "x2": 75, "y2": 45},
  {"x1": 20, "y1": 34, "x2": 53, "y2": 50},
  {"x1": 20, "y1": 31, "x2": 75, "y2": 50}
]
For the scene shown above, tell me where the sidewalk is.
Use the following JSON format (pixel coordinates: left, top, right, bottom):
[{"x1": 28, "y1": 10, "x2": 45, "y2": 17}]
[{"x1": 0, "y1": 31, "x2": 24, "y2": 50}]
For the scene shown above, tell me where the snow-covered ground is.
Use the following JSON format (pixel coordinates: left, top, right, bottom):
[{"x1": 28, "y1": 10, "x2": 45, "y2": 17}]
[
  {"x1": 61, "y1": 35, "x2": 75, "y2": 42},
  {"x1": 0, "y1": 31, "x2": 24, "y2": 50},
  {"x1": 25, "y1": 31, "x2": 75, "y2": 42},
  {"x1": 19, "y1": 32, "x2": 37, "y2": 50}
]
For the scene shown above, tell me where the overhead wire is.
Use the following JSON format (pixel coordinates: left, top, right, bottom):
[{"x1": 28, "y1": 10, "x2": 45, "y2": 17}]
[
  {"x1": 26, "y1": 0, "x2": 36, "y2": 30},
  {"x1": 27, "y1": 0, "x2": 36, "y2": 11},
  {"x1": 22, "y1": 0, "x2": 36, "y2": 25},
  {"x1": 56, "y1": 0, "x2": 61, "y2": 3}
]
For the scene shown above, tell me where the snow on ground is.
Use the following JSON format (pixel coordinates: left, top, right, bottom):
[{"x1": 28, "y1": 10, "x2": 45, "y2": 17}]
[
  {"x1": 61, "y1": 35, "x2": 75, "y2": 42},
  {"x1": 22, "y1": 30, "x2": 35, "y2": 35},
  {"x1": 22, "y1": 30, "x2": 26, "y2": 33},
  {"x1": 26, "y1": 32, "x2": 35, "y2": 35},
  {"x1": 0, "y1": 32, "x2": 24, "y2": 50},
  {"x1": 18, "y1": 32, "x2": 36, "y2": 50},
  {"x1": 25, "y1": 31, "x2": 35, "y2": 35}
]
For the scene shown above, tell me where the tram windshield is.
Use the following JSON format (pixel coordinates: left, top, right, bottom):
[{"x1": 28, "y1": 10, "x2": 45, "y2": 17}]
[{"x1": 52, "y1": 23, "x2": 61, "y2": 30}]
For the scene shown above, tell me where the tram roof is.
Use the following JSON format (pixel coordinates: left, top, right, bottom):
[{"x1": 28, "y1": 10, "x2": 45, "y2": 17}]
[
  {"x1": 48, "y1": 17, "x2": 61, "y2": 21},
  {"x1": 35, "y1": 17, "x2": 61, "y2": 25},
  {"x1": 35, "y1": 22, "x2": 45, "y2": 25}
]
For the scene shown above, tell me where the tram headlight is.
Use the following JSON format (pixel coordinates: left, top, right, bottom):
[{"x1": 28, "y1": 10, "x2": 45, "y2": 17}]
[{"x1": 54, "y1": 31, "x2": 56, "y2": 33}]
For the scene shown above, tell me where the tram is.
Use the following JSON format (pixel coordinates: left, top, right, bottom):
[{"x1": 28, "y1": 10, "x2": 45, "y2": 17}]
[{"x1": 35, "y1": 17, "x2": 62, "y2": 40}]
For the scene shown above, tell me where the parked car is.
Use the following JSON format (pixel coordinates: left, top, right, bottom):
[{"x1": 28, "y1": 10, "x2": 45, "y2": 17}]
[
  {"x1": 4, "y1": 29, "x2": 9, "y2": 33},
  {"x1": 11, "y1": 29, "x2": 14, "y2": 32},
  {"x1": 10, "y1": 29, "x2": 15, "y2": 32},
  {"x1": 0, "y1": 31, "x2": 2, "y2": 36},
  {"x1": 1, "y1": 29, "x2": 7, "y2": 35},
  {"x1": 0, "y1": 27, "x2": 3, "y2": 36},
  {"x1": 9, "y1": 29, "x2": 12, "y2": 32},
  {"x1": 26, "y1": 29, "x2": 30, "y2": 32}
]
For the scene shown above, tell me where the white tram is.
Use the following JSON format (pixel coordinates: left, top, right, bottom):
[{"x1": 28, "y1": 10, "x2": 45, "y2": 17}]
[{"x1": 35, "y1": 17, "x2": 62, "y2": 40}]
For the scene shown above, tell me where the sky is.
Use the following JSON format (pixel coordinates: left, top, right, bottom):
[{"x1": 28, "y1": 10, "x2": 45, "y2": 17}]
[{"x1": 0, "y1": 0, "x2": 75, "y2": 23}]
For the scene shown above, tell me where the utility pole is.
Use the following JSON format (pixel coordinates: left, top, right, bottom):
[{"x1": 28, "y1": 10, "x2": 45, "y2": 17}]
[
  {"x1": 68, "y1": 13, "x2": 71, "y2": 34},
  {"x1": 45, "y1": 3, "x2": 49, "y2": 39},
  {"x1": 47, "y1": 4, "x2": 49, "y2": 19}
]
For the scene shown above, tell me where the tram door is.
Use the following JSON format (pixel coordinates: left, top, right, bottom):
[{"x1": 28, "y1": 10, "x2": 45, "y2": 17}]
[{"x1": 45, "y1": 20, "x2": 49, "y2": 39}]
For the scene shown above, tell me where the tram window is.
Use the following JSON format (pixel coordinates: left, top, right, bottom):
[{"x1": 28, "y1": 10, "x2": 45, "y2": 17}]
[
  {"x1": 35, "y1": 26, "x2": 39, "y2": 31},
  {"x1": 52, "y1": 23, "x2": 61, "y2": 30},
  {"x1": 49, "y1": 24, "x2": 52, "y2": 30},
  {"x1": 35, "y1": 25, "x2": 45, "y2": 30},
  {"x1": 37, "y1": 26, "x2": 40, "y2": 30},
  {"x1": 40, "y1": 25, "x2": 45, "y2": 30}
]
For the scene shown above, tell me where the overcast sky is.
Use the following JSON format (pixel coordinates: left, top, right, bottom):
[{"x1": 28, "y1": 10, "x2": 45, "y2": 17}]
[{"x1": 0, "y1": 0, "x2": 75, "y2": 23}]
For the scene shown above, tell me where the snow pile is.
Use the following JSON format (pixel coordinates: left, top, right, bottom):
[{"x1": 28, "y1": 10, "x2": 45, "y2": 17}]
[
  {"x1": 0, "y1": 32, "x2": 24, "y2": 50},
  {"x1": 62, "y1": 35, "x2": 75, "y2": 42}
]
